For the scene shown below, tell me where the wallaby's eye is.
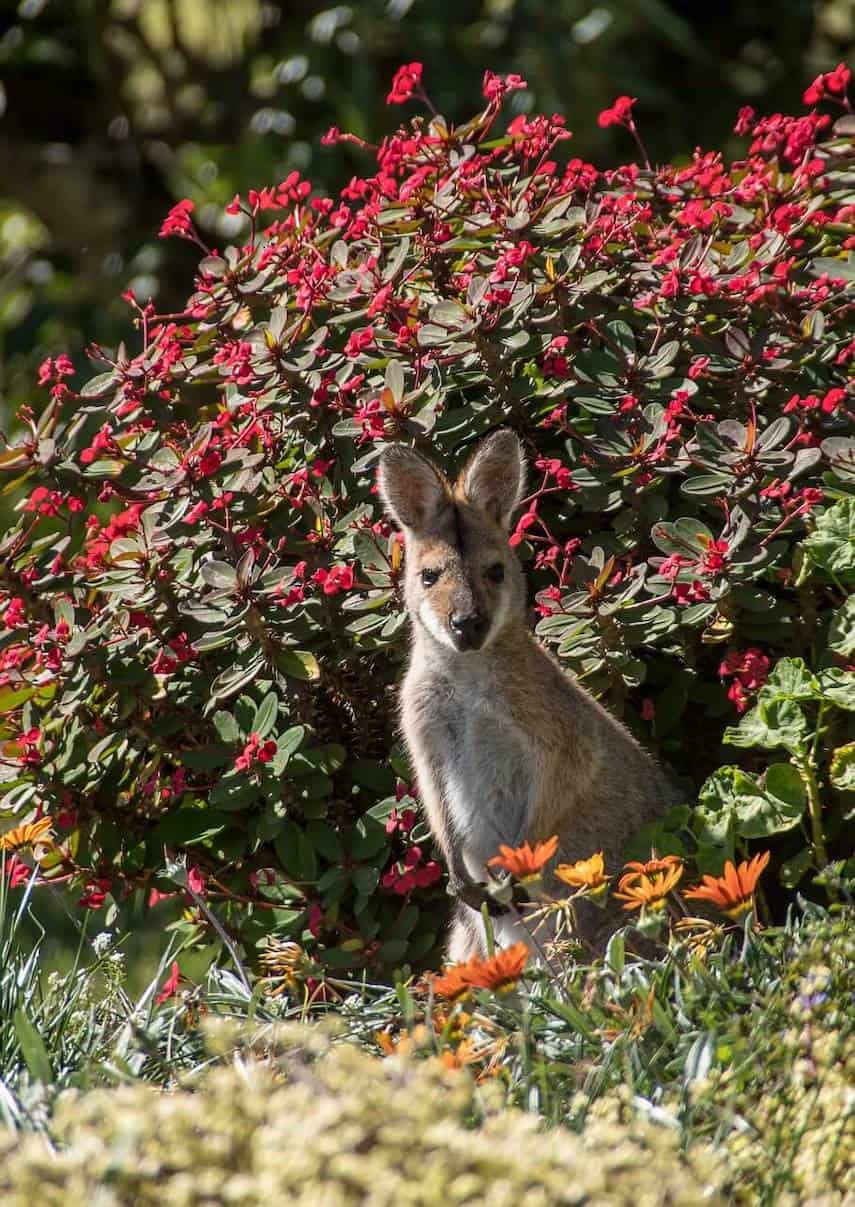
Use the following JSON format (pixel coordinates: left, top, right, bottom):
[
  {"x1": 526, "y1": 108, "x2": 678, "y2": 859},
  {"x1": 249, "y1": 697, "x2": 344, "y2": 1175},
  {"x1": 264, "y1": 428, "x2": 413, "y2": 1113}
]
[
  {"x1": 486, "y1": 562, "x2": 505, "y2": 584},
  {"x1": 420, "y1": 567, "x2": 440, "y2": 588}
]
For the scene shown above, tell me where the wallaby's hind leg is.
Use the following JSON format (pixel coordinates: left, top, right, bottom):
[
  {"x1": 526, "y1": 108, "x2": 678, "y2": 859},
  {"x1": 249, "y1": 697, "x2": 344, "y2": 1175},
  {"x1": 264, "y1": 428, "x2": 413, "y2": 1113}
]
[{"x1": 446, "y1": 902, "x2": 485, "y2": 962}]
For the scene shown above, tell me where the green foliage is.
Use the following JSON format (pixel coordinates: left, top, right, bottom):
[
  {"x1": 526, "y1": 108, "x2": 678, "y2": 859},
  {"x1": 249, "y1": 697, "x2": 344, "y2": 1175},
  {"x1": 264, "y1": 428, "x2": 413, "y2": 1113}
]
[
  {"x1": 0, "y1": 906, "x2": 851, "y2": 1205},
  {"x1": 1, "y1": 0, "x2": 853, "y2": 419},
  {"x1": 0, "y1": 73, "x2": 853, "y2": 975}
]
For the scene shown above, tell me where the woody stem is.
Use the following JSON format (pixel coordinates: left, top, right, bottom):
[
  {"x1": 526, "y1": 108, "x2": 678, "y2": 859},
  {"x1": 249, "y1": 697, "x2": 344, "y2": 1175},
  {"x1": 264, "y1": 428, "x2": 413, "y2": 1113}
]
[{"x1": 797, "y1": 717, "x2": 828, "y2": 868}]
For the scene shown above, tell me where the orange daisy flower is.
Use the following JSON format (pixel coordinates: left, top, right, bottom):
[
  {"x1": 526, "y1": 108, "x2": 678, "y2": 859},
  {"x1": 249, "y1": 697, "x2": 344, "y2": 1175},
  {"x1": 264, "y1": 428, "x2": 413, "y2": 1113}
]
[
  {"x1": 683, "y1": 851, "x2": 770, "y2": 920},
  {"x1": 0, "y1": 816, "x2": 54, "y2": 853},
  {"x1": 621, "y1": 854, "x2": 682, "y2": 877},
  {"x1": 555, "y1": 851, "x2": 608, "y2": 891},
  {"x1": 431, "y1": 941, "x2": 529, "y2": 1000},
  {"x1": 613, "y1": 860, "x2": 683, "y2": 911},
  {"x1": 487, "y1": 835, "x2": 558, "y2": 879}
]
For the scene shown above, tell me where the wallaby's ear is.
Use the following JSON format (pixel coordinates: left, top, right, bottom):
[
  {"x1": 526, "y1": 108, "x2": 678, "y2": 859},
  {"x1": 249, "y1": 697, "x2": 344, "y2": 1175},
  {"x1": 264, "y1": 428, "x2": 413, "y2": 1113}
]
[
  {"x1": 457, "y1": 429, "x2": 526, "y2": 530},
  {"x1": 377, "y1": 445, "x2": 450, "y2": 533}
]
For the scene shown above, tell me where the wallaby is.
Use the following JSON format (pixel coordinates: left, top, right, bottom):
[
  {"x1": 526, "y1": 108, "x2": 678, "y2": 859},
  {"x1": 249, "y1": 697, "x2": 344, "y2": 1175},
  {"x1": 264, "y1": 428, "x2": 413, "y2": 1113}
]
[{"x1": 377, "y1": 429, "x2": 672, "y2": 961}]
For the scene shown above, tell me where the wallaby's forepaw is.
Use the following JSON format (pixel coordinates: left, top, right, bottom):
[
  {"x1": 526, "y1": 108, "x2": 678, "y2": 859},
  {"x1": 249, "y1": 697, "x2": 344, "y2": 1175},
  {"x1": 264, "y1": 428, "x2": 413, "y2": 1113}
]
[{"x1": 448, "y1": 877, "x2": 513, "y2": 917}]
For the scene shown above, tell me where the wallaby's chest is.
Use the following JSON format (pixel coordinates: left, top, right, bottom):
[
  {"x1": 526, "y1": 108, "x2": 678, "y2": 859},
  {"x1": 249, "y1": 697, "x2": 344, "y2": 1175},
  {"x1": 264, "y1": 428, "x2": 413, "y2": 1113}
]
[{"x1": 421, "y1": 672, "x2": 536, "y2": 877}]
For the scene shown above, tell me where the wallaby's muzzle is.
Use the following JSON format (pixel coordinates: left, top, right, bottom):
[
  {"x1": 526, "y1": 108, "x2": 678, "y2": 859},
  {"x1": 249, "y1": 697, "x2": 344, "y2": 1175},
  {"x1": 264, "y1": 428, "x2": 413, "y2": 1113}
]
[{"x1": 449, "y1": 609, "x2": 488, "y2": 651}]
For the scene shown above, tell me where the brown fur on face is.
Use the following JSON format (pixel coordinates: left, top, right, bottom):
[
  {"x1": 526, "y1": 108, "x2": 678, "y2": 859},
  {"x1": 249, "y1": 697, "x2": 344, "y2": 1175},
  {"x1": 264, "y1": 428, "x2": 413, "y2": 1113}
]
[{"x1": 378, "y1": 432, "x2": 527, "y2": 652}]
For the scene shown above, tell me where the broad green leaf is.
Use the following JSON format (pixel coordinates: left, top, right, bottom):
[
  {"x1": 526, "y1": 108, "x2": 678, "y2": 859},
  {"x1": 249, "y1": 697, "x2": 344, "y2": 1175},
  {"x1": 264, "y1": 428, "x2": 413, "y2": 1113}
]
[
  {"x1": 253, "y1": 691, "x2": 279, "y2": 739},
  {"x1": 698, "y1": 764, "x2": 802, "y2": 839},
  {"x1": 819, "y1": 669, "x2": 855, "y2": 711},
  {"x1": 200, "y1": 560, "x2": 238, "y2": 589},
  {"x1": 270, "y1": 726, "x2": 305, "y2": 775},
  {"x1": 802, "y1": 498, "x2": 855, "y2": 582},
  {"x1": 830, "y1": 743, "x2": 855, "y2": 791},
  {"x1": 763, "y1": 657, "x2": 820, "y2": 702},
  {"x1": 275, "y1": 821, "x2": 318, "y2": 883},
  {"x1": 212, "y1": 710, "x2": 240, "y2": 744},
  {"x1": 209, "y1": 777, "x2": 260, "y2": 812},
  {"x1": 276, "y1": 650, "x2": 320, "y2": 681},
  {"x1": 725, "y1": 697, "x2": 808, "y2": 755},
  {"x1": 149, "y1": 808, "x2": 230, "y2": 846},
  {"x1": 210, "y1": 653, "x2": 266, "y2": 702},
  {"x1": 828, "y1": 597, "x2": 855, "y2": 658}
]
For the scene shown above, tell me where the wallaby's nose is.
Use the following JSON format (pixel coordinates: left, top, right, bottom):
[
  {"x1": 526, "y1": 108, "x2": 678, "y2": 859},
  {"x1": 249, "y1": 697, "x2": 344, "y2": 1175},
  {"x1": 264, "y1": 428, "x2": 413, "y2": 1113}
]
[{"x1": 449, "y1": 611, "x2": 487, "y2": 650}]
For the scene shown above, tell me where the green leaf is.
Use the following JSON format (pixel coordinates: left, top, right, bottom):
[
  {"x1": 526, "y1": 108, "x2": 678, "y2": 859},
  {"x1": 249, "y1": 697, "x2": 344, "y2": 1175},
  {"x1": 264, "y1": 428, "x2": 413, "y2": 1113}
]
[
  {"x1": 830, "y1": 743, "x2": 855, "y2": 791},
  {"x1": 253, "y1": 691, "x2": 279, "y2": 738},
  {"x1": 724, "y1": 697, "x2": 808, "y2": 755},
  {"x1": 210, "y1": 652, "x2": 266, "y2": 702},
  {"x1": 176, "y1": 744, "x2": 232, "y2": 771},
  {"x1": 350, "y1": 815, "x2": 389, "y2": 860},
  {"x1": 212, "y1": 710, "x2": 240, "y2": 743},
  {"x1": 819, "y1": 669, "x2": 855, "y2": 711},
  {"x1": 149, "y1": 808, "x2": 230, "y2": 846},
  {"x1": 306, "y1": 820, "x2": 344, "y2": 862},
  {"x1": 764, "y1": 658, "x2": 821, "y2": 702},
  {"x1": 275, "y1": 821, "x2": 317, "y2": 883},
  {"x1": 79, "y1": 371, "x2": 119, "y2": 398},
  {"x1": 779, "y1": 846, "x2": 814, "y2": 888},
  {"x1": 270, "y1": 726, "x2": 305, "y2": 774},
  {"x1": 698, "y1": 764, "x2": 803, "y2": 839},
  {"x1": 13, "y1": 1007, "x2": 52, "y2": 1084},
  {"x1": 200, "y1": 560, "x2": 238, "y2": 589},
  {"x1": 802, "y1": 498, "x2": 855, "y2": 582},
  {"x1": 763, "y1": 763, "x2": 806, "y2": 817},
  {"x1": 276, "y1": 650, "x2": 320, "y2": 681},
  {"x1": 828, "y1": 597, "x2": 855, "y2": 658},
  {"x1": 209, "y1": 777, "x2": 260, "y2": 812}
]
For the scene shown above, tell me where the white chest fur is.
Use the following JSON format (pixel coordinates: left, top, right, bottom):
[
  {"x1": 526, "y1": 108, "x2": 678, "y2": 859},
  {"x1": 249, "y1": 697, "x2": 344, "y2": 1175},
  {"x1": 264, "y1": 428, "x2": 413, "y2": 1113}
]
[{"x1": 436, "y1": 667, "x2": 536, "y2": 881}]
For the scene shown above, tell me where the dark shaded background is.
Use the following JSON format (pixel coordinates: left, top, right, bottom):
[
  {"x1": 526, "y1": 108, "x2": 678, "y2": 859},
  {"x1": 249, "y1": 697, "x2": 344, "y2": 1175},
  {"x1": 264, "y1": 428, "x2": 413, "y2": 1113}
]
[{"x1": 0, "y1": 0, "x2": 853, "y2": 425}]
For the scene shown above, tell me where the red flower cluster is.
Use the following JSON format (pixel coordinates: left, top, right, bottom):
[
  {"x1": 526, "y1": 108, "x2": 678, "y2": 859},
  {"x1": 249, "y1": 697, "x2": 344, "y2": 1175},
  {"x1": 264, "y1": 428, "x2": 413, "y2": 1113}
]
[
  {"x1": 598, "y1": 95, "x2": 637, "y2": 128},
  {"x1": 2, "y1": 59, "x2": 851, "y2": 966},
  {"x1": 158, "y1": 198, "x2": 196, "y2": 240},
  {"x1": 381, "y1": 843, "x2": 442, "y2": 895},
  {"x1": 719, "y1": 648, "x2": 771, "y2": 713},
  {"x1": 482, "y1": 70, "x2": 527, "y2": 103},
  {"x1": 803, "y1": 63, "x2": 851, "y2": 106},
  {"x1": 386, "y1": 62, "x2": 422, "y2": 105},
  {"x1": 235, "y1": 733, "x2": 277, "y2": 772}
]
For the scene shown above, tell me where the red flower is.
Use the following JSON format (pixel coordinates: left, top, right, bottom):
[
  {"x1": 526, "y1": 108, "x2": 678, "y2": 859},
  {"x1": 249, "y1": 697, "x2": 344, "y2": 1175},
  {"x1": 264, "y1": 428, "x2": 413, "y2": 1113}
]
[
  {"x1": 78, "y1": 877, "x2": 111, "y2": 909},
  {"x1": 386, "y1": 62, "x2": 423, "y2": 105},
  {"x1": 482, "y1": 71, "x2": 527, "y2": 102},
  {"x1": 598, "y1": 95, "x2": 637, "y2": 128},
  {"x1": 344, "y1": 326, "x2": 375, "y2": 358},
  {"x1": 235, "y1": 733, "x2": 277, "y2": 772},
  {"x1": 187, "y1": 865, "x2": 207, "y2": 897},
  {"x1": 803, "y1": 63, "x2": 851, "y2": 106},
  {"x1": 155, "y1": 961, "x2": 181, "y2": 1004},
  {"x1": 158, "y1": 199, "x2": 196, "y2": 240},
  {"x1": 734, "y1": 106, "x2": 755, "y2": 136},
  {"x1": 719, "y1": 647, "x2": 770, "y2": 713},
  {"x1": 312, "y1": 564, "x2": 355, "y2": 596},
  {"x1": 688, "y1": 355, "x2": 710, "y2": 380},
  {"x1": 3, "y1": 854, "x2": 31, "y2": 889}
]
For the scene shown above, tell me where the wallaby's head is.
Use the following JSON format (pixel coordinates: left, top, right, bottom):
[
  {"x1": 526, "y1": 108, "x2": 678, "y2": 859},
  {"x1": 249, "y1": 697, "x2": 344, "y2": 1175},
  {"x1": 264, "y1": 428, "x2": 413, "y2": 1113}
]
[{"x1": 378, "y1": 430, "x2": 527, "y2": 653}]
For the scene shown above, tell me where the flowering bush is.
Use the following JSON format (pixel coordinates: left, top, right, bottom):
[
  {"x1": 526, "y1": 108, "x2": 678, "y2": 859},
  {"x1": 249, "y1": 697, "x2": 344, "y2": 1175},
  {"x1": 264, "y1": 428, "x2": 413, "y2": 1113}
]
[{"x1": 0, "y1": 66, "x2": 852, "y2": 971}]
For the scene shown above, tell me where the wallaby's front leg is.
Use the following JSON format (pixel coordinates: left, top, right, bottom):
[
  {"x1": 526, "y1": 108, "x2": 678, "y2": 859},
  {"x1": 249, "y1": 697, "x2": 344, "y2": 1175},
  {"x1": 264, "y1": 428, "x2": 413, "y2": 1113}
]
[
  {"x1": 416, "y1": 761, "x2": 516, "y2": 916},
  {"x1": 447, "y1": 786, "x2": 534, "y2": 917}
]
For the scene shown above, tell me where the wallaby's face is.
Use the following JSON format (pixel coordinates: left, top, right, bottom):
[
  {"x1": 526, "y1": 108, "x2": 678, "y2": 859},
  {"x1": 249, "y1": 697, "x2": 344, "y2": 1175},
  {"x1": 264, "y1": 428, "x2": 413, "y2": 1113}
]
[{"x1": 378, "y1": 431, "x2": 527, "y2": 653}]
